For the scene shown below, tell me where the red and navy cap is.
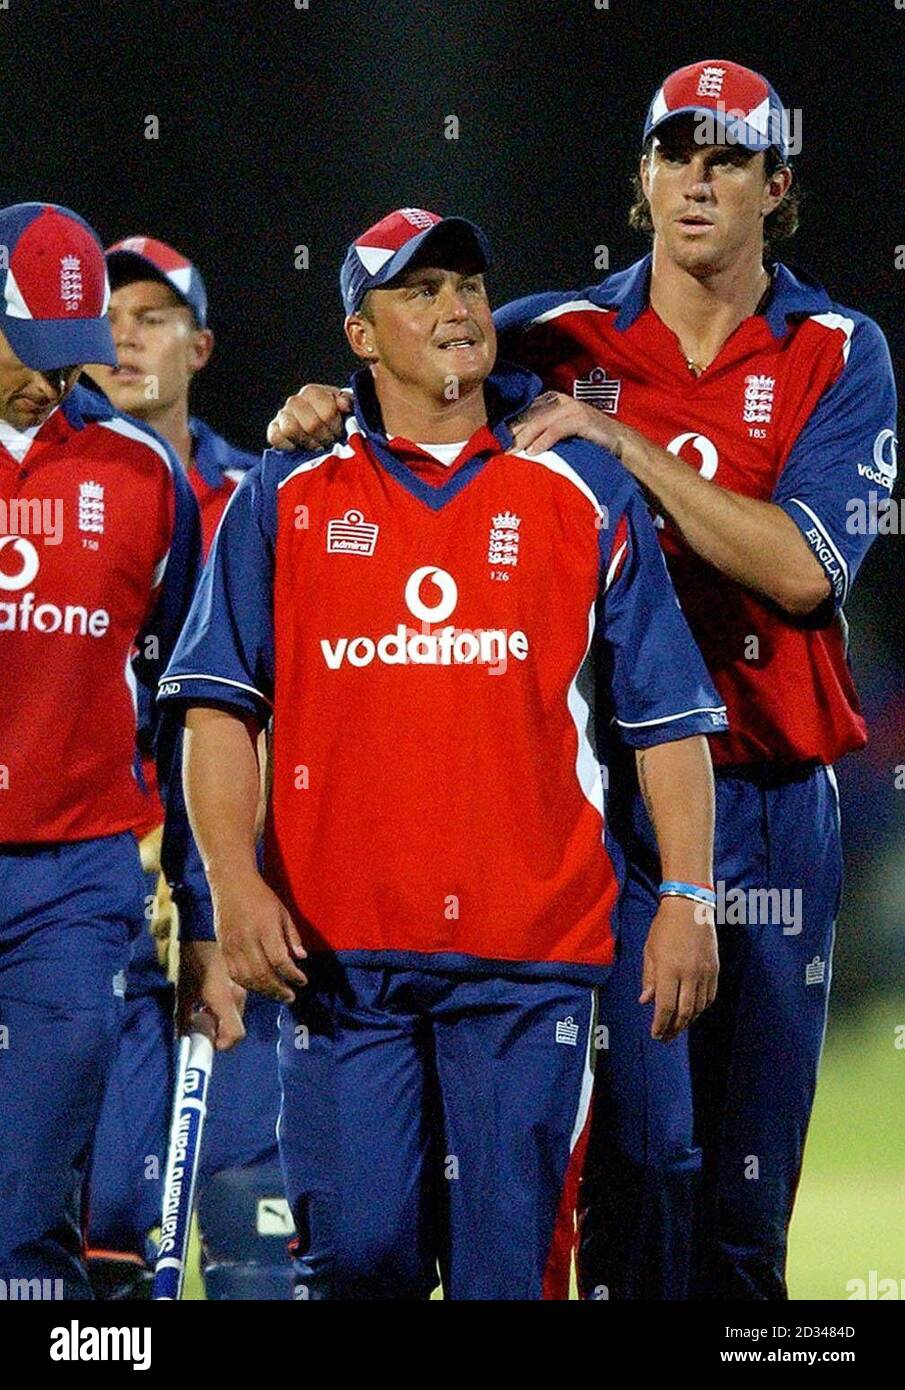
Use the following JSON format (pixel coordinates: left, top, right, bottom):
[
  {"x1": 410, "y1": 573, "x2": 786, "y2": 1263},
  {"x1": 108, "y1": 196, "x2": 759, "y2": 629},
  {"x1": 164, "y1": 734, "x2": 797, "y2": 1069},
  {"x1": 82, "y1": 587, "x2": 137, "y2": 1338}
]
[
  {"x1": 0, "y1": 202, "x2": 115, "y2": 370},
  {"x1": 644, "y1": 60, "x2": 791, "y2": 161},
  {"x1": 340, "y1": 208, "x2": 492, "y2": 315},
  {"x1": 106, "y1": 235, "x2": 208, "y2": 327}
]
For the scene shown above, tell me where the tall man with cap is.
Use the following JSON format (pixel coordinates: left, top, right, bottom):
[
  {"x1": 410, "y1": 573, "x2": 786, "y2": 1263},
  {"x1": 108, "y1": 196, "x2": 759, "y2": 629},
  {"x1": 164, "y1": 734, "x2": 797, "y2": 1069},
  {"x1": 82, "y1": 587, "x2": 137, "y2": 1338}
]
[
  {"x1": 0, "y1": 204, "x2": 205, "y2": 1298},
  {"x1": 85, "y1": 236, "x2": 290, "y2": 1300},
  {"x1": 160, "y1": 206, "x2": 726, "y2": 1299},
  {"x1": 495, "y1": 61, "x2": 898, "y2": 1300},
  {"x1": 265, "y1": 63, "x2": 898, "y2": 1300}
]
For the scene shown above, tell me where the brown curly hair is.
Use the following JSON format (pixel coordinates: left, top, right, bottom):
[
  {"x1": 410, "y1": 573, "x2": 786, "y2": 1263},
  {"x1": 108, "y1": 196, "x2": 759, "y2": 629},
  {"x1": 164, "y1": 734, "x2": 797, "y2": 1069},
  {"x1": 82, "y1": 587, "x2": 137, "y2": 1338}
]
[{"x1": 628, "y1": 143, "x2": 801, "y2": 253}]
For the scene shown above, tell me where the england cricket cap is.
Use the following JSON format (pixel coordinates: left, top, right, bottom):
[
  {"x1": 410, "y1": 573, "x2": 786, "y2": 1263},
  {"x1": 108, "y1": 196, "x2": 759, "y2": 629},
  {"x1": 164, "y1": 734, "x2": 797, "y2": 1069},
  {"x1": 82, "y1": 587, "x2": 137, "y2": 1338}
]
[
  {"x1": 340, "y1": 208, "x2": 492, "y2": 315},
  {"x1": 644, "y1": 59, "x2": 791, "y2": 162},
  {"x1": 0, "y1": 202, "x2": 116, "y2": 370},
  {"x1": 106, "y1": 235, "x2": 208, "y2": 327}
]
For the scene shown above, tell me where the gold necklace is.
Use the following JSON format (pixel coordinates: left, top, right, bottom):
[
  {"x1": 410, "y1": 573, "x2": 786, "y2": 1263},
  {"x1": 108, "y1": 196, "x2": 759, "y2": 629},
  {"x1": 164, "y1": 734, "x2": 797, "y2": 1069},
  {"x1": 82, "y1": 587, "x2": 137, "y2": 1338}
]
[{"x1": 683, "y1": 270, "x2": 773, "y2": 378}]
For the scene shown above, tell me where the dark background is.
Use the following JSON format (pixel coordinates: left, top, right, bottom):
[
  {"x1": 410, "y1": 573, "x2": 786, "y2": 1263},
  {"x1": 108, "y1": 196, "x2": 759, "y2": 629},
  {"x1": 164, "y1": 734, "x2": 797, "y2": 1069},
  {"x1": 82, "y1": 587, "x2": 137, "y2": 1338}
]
[{"x1": 5, "y1": 0, "x2": 903, "y2": 1005}]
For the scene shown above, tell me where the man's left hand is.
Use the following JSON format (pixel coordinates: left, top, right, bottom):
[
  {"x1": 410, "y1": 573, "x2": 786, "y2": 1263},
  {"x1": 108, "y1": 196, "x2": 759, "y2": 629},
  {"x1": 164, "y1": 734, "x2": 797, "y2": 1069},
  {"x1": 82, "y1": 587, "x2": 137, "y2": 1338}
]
[
  {"x1": 510, "y1": 391, "x2": 627, "y2": 458},
  {"x1": 640, "y1": 896, "x2": 719, "y2": 1043}
]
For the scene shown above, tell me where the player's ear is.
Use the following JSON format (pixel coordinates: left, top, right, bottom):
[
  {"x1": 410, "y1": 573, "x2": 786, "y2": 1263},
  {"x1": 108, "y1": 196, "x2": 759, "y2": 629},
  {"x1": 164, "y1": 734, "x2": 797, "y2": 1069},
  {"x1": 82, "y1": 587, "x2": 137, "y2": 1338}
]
[
  {"x1": 189, "y1": 327, "x2": 214, "y2": 373},
  {"x1": 763, "y1": 163, "x2": 792, "y2": 217},
  {"x1": 345, "y1": 313, "x2": 377, "y2": 362},
  {"x1": 639, "y1": 152, "x2": 652, "y2": 199}
]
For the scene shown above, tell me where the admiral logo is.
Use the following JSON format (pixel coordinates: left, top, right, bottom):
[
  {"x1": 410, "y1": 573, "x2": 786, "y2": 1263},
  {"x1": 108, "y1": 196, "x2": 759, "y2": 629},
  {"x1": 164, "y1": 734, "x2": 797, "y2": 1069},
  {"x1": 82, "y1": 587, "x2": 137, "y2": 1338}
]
[
  {"x1": 857, "y1": 429, "x2": 897, "y2": 491},
  {"x1": 555, "y1": 1016, "x2": 579, "y2": 1046},
  {"x1": 320, "y1": 565, "x2": 529, "y2": 670},
  {"x1": 326, "y1": 508, "x2": 379, "y2": 556},
  {"x1": 0, "y1": 536, "x2": 110, "y2": 637},
  {"x1": 805, "y1": 955, "x2": 826, "y2": 986},
  {"x1": 573, "y1": 366, "x2": 621, "y2": 414},
  {"x1": 159, "y1": 681, "x2": 182, "y2": 696}
]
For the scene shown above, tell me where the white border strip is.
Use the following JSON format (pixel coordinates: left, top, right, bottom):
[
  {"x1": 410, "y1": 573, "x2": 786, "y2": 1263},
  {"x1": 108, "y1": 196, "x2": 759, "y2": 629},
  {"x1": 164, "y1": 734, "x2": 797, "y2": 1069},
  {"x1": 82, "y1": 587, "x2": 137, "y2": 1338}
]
[
  {"x1": 509, "y1": 446, "x2": 607, "y2": 521},
  {"x1": 809, "y1": 311, "x2": 855, "y2": 366},
  {"x1": 98, "y1": 414, "x2": 174, "y2": 473},
  {"x1": 617, "y1": 705, "x2": 726, "y2": 730},
  {"x1": 278, "y1": 442, "x2": 354, "y2": 489},
  {"x1": 158, "y1": 672, "x2": 272, "y2": 707},
  {"x1": 604, "y1": 540, "x2": 627, "y2": 592},
  {"x1": 566, "y1": 600, "x2": 607, "y2": 823},
  {"x1": 569, "y1": 992, "x2": 596, "y2": 1150},
  {"x1": 785, "y1": 497, "x2": 849, "y2": 602},
  {"x1": 531, "y1": 299, "x2": 611, "y2": 326}
]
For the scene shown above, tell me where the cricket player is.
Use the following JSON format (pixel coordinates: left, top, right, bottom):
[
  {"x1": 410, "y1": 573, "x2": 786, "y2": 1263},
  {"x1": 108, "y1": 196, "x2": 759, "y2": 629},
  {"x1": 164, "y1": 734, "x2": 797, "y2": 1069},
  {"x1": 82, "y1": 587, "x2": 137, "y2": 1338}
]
[
  {"x1": 160, "y1": 208, "x2": 726, "y2": 1299},
  {"x1": 494, "y1": 59, "x2": 898, "y2": 1301},
  {"x1": 265, "y1": 62, "x2": 898, "y2": 1301},
  {"x1": 86, "y1": 237, "x2": 291, "y2": 1299},
  {"x1": 0, "y1": 203, "x2": 202, "y2": 1299}
]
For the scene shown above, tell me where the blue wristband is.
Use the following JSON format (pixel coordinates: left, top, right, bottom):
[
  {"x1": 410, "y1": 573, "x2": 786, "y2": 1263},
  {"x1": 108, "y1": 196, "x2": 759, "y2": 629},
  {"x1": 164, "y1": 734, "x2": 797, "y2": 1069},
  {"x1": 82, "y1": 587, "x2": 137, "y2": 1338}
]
[{"x1": 659, "y1": 880, "x2": 716, "y2": 909}]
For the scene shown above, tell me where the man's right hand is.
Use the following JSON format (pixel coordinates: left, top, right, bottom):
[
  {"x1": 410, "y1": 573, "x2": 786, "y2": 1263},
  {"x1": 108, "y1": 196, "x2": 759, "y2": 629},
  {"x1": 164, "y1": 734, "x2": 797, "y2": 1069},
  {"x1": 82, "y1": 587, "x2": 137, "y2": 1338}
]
[
  {"x1": 210, "y1": 868, "x2": 308, "y2": 1003},
  {"x1": 176, "y1": 939, "x2": 247, "y2": 1051},
  {"x1": 267, "y1": 383, "x2": 352, "y2": 452}
]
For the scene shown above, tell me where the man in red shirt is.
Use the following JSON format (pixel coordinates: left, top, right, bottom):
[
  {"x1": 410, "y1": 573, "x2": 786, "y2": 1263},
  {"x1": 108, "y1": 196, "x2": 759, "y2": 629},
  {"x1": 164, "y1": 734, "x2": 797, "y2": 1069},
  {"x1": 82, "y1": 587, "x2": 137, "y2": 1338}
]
[
  {"x1": 0, "y1": 203, "x2": 202, "y2": 1298},
  {"x1": 265, "y1": 63, "x2": 897, "y2": 1300},
  {"x1": 161, "y1": 208, "x2": 724, "y2": 1299}
]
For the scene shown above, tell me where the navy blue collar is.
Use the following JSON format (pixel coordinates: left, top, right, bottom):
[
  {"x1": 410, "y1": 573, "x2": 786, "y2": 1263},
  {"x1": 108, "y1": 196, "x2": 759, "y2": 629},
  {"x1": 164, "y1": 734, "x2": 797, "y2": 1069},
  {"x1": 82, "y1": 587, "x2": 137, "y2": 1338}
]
[
  {"x1": 587, "y1": 253, "x2": 834, "y2": 338},
  {"x1": 349, "y1": 360, "x2": 543, "y2": 455},
  {"x1": 62, "y1": 382, "x2": 115, "y2": 430},
  {"x1": 189, "y1": 415, "x2": 231, "y2": 488},
  {"x1": 347, "y1": 361, "x2": 543, "y2": 512}
]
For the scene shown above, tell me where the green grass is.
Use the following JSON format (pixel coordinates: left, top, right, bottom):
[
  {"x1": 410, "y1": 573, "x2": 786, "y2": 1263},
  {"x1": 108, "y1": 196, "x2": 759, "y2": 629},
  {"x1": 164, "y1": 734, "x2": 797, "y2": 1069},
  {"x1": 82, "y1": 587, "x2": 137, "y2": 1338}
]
[
  {"x1": 183, "y1": 1002, "x2": 904, "y2": 1300},
  {"x1": 183, "y1": 1222, "x2": 204, "y2": 1301},
  {"x1": 788, "y1": 1001, "x2": 905, "y2": 1300}
]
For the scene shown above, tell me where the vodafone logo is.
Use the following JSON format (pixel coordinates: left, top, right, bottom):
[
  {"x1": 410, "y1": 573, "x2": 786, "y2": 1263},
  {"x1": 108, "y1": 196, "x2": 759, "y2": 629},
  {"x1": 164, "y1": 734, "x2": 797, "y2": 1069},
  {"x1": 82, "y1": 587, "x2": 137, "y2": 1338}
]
[
  {"x1": 666, "y1": 432, "x2": 719, "y2": 480},
  {"x1": 0, "y1": 535, "x2": 40, "y2": 590},
  {"x1": 404, "y1": 566, "x2": 458, "y2": 624},
  {"x1": 0, "y1": 534, "x2": 110, "y2": 638},
  {"x1": 320, "y1": 566, "x2": 528, "y2": 670},
  {"x1": 857, "y1": 428, "x2": 898, "y2": 491}
]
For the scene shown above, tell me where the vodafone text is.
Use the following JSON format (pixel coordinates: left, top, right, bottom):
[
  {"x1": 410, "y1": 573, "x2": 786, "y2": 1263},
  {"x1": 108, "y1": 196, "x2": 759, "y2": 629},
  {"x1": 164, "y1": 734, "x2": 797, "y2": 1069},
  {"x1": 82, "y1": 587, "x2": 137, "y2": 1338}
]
[
  {"x1": 320, "y1": 565, "x2": 528, "y2": 670},
  {"x1": 321, "y1": 624, "x2": 528, "y2": 670}
]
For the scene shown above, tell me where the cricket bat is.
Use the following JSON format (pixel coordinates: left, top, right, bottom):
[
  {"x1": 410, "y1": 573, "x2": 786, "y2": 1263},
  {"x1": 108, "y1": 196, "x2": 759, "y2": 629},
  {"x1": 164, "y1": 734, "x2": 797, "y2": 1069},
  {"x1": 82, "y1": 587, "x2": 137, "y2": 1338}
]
[{"x1": 152, "y1": 1021, "x2": 215, "y2": 1300}]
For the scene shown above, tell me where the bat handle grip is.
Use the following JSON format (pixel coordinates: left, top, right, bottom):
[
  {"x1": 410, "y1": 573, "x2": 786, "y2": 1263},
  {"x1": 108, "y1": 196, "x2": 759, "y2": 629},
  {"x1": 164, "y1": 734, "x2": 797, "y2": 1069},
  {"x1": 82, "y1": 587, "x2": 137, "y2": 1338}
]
[{"x1": 181, "y1": 1005, "x2": 218, "y2": 1048}]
